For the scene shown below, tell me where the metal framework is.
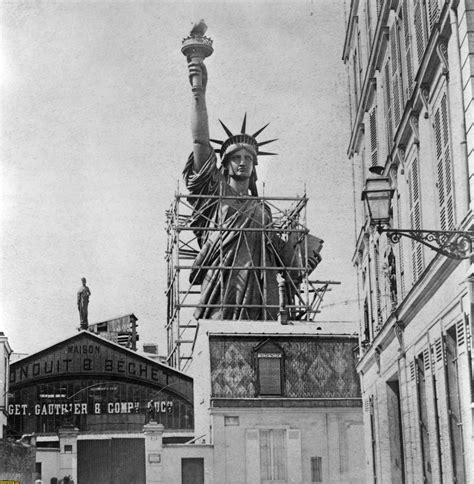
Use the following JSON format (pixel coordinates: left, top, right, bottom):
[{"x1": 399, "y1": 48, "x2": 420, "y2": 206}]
[{"x1": 165, "y1": 190, "x2": 338, "y2": 370}]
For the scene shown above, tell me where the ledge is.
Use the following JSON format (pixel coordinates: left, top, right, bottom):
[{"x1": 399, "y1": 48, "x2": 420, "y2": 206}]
[{"x1": 211, "y1": 398, "x2": 362, "y2": 408}]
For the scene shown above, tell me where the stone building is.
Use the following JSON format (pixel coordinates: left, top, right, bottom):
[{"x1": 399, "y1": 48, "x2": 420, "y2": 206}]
[
  {"x1": 7, "y1": 327, "x2": 196, "y2": 483},
  {"x1": 343, "y1": 0, "x2": 473, "y2": 482},
  {"x1": 188, "y1": 319, "x2": 364, "y2": 484},
  {"x1": 0, "y1": 332, "x2": 12, "y2": 437}
]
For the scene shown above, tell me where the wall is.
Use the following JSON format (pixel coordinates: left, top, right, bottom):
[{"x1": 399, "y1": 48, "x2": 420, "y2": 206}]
[
  {"x1": 212, "y1": 407, "x2": 364, "y2": 484},
  {"x1": 36, "y1": 447, "x2": 60, "y2": 484},
  {"x1": 0, "y1": 439, "x2": 36, "y2": 484}
]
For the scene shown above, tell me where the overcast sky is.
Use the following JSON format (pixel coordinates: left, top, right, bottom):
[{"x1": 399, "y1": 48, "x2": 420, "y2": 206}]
[{"x1": 0, "y1": 0, "x2": 358, "y2": 356}]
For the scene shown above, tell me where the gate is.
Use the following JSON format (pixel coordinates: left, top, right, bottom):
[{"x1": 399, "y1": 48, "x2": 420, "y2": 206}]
[{"x1": 78, "y1": 438, "x2": 145, "y2": 484}]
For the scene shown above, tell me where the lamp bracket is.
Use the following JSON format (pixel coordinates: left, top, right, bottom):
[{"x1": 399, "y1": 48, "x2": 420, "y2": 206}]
[{"x1": 377, "y1": 228, "x2": 473, "y2": 260}]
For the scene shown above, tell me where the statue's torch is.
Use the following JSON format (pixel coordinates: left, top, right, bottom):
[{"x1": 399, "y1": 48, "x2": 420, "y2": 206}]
[{"x1": 181, "y1": 20, "x2": 213, "y2": 91}]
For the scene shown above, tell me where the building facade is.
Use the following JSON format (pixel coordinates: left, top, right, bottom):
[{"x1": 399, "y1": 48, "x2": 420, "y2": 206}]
[
  {"x1": 343, "y1": 0, "x2": 473, "y2": 482},
  {"x1": 7, "y1": 330, "x2": 195, "y2": 483},
  {"x1": 188, "y1": 319, "x2": 365, "y2": 484},
  {"x1": 0, "y1": 332, "x2": 12, "y2": 438}
]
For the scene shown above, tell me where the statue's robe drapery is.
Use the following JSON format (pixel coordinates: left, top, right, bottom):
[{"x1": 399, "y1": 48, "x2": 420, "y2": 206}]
[{"x1": 184, "y1": 150, "x2": 280, "y2": 320}]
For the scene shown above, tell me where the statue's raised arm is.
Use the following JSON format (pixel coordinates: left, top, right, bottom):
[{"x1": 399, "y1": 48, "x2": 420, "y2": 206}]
[
  {"x1": 182, "y1": 20, "x2": 214, "y2": 172},
  {"x1": 188, "y1": 60, "x2": 211, "y2": 170}
]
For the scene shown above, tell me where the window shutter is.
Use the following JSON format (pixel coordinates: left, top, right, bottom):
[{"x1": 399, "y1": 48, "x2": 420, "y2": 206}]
[
  {"x1": 414, "y1": 0, "x2": 428, "y2": 67},
  {"x1": 427, "y1": 0, "x2": 440, "y2": 33},
  {"x1": 353, "y1": 51, "x2": 359, "y2": 103},
  {"x1": 433, "y1": 337, "x2": 445, "y2": 368},
  {"x1": 369, "y1": 106, "x2": 378, "y2": 166},
  {"x1": 456, "y1": 316, "x2": 470, "y2": 354},
  {"x1": 366, "y1": 0, "x2": 373, "y2": 48},
  {"x1": 287, "y1": 429, "x2": 302, "y2": 482},
  {"x1": 402, "y1": 0, "x2": 414, "y2": 98},
  {"x1": 384, "y1": 61, "x2": 393, "y2": 151},
  {"x1": 374, "y1": 244, "x2": 382, "y2": 328},
  {"x1": 408, "y1": 158, "x2": 424, "y2": 280},
  {"x1": 376, "y1": 0, "x2": 382, "y2": 16},
  {"x1": 390, "y1": 22, "x2": 404, "y2": 129},
  {"x1": 396, "y1": 193, "x2": 406, "y2": 298},
  {"x1": 246, "y1": 429, "x2": 260, "y2": 483},
  {"x1": 423, "y1": 347, "x2": 431, "y2": 373},
  {"x1": 434, "y1": 92, "x2": 455, "y2": 230}
]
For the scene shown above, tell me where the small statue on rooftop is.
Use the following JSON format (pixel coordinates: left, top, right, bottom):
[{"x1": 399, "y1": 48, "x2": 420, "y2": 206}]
[{"x1": 77, "y1": 277, "x2": 91, "y2": 330}]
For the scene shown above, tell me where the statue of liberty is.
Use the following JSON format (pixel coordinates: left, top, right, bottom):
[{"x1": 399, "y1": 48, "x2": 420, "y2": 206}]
[{"x1": 182, "y1": 22, "x2": 322, "y2": 321}]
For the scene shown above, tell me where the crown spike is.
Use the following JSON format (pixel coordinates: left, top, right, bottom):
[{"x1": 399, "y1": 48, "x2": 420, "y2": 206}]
[
  {"x1": 210, "y1": 138, "x2": 224, "y2": 145},
  {"x1": 241, "y1": 113, "x2": 247, "y2": 134},
  {"x1": 257, "y1": 138, "x2": 278, "y2": 147},
  {"x1": 219, "y1": 120, "x2": 234, "y2": 138},
  {"x1": 252, "y1": 123, "x2": 270, "y2": 138},
  {"x1": 258, "y1": 151, "x2": 278, "y2": 156}
]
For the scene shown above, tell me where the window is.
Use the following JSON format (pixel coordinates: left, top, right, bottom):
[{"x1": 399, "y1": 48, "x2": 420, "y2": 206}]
[
  {"x1": 386, "y1": 379, "x2": 405, "y2": 482},
  {"x1": 224, "y1": 416, "x2": 239, "y2": 426},
  {"x1": 416, "y1": 353, "x2": 432, "y2": 482},
  {"x1": 255, "y1": 340, "x2": 284, "y2": 396},
  {"x1": 311, "y1": 456, "x2": 322, "y2": 483},
  {"x1": 445, "y1": 326, "x2": 467, "y2": 482},
  {"x1": 64, "y1": 444, "x2": 73, "y2": 453},
  {"x1": 260, "y1": 429, "x2": 287, "y2": 483}
]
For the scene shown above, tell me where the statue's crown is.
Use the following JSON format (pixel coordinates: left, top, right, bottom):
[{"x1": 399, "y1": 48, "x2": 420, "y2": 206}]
[{"x1": 210, "y1": 114, "x2": 277, "y2": 165}]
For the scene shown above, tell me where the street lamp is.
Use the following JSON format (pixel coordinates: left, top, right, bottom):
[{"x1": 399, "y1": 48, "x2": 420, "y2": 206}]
[{"x1": 361, "y1": 176, "x2": 473, "y2": 260}]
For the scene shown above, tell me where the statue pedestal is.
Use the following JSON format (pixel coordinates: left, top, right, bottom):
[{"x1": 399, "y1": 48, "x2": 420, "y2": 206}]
[{"x1": 143, "y1": 421, "x2": 165, "y2": 483}]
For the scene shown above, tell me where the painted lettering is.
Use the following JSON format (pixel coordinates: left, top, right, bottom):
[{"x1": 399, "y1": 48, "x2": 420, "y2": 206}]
[
  {"x1": 104, "y1": 359, "x2": 113, "y2": 372},
  {"x1": 139, "y1": 364, "x2": 148, "y2": 378}
]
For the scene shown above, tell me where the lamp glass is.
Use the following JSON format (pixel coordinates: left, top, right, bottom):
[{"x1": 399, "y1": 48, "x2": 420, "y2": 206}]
[{"x1": 362, "y1": 177, "x2": 393, "y2": 225}]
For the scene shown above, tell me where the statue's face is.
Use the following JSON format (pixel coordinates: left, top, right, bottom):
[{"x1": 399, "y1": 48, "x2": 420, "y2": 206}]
[{"x1": 227, "y1": 148, "x2": 254, "y2": 180}]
